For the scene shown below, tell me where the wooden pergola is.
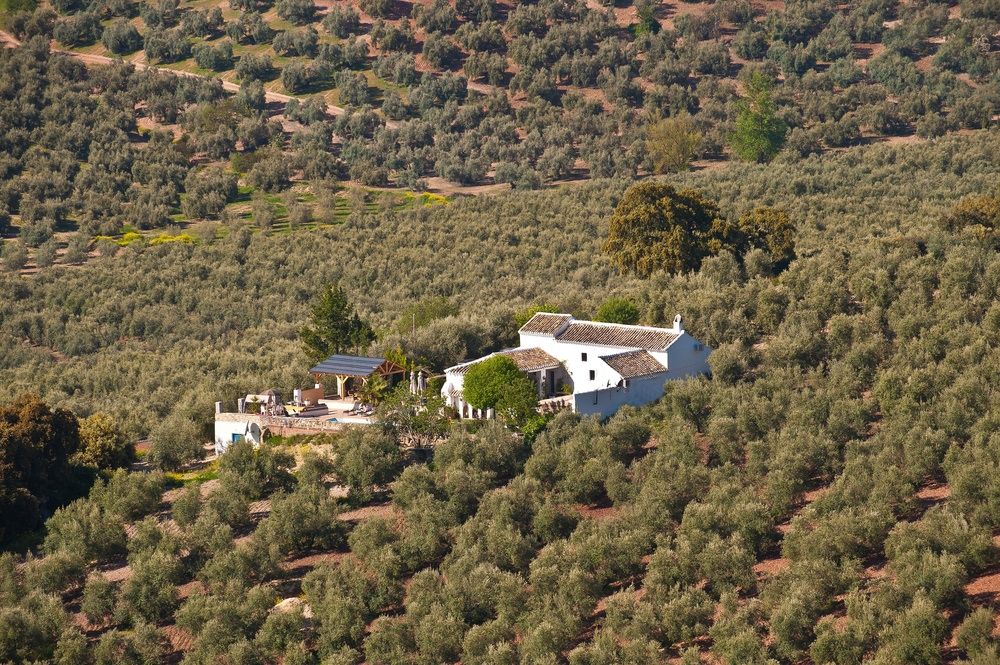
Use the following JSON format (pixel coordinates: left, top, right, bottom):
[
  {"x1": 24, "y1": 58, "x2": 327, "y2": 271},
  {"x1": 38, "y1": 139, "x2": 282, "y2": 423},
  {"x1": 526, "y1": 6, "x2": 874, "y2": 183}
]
[{"x1": 309, "y1": 354, "x2": 406, "y2": 398}]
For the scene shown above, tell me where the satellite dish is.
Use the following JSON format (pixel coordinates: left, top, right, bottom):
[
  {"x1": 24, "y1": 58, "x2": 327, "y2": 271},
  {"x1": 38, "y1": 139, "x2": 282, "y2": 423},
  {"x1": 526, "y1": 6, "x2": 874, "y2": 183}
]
[{"x1": 248, "y1": 422, "x2": 262, "y2": 445}]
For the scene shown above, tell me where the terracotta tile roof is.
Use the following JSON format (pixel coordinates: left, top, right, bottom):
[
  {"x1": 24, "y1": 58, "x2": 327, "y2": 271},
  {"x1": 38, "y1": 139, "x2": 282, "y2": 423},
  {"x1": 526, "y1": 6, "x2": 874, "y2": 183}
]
[
  {"x1": 451, "y1": 347, "x2": 561, "y2": 374},
  {"x1": 600, "y1": 350, "x2": 667, "y2": 378},
  {"x1": 519, "y1": 312, "x2": 572, "y2": 335},
  {"x1": 557, "y1": 322, "x2": 680, "y2": 351}
]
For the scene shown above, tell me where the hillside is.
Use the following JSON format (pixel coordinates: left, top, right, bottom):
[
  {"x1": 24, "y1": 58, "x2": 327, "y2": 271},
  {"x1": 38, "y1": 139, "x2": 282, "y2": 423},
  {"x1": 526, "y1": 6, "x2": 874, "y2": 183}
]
[
  {"x1": 0, "y1": 0, "x2": 998, "y2": 268},
  {"x1": 0, "y1": 127, "x2": 999, "y2": 662},
  {"x1": 2, "y1": 128, "x2": 999, "y2": 431}
]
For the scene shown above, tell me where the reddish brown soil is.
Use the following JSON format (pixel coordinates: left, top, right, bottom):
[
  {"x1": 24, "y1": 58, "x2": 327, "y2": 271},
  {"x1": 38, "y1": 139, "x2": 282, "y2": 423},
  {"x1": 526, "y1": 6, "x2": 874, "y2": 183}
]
[
  {"x1": 576, "y1": 504, "x2": 620, "y2": 520},
  {"x1": 161, "y1": 625, "x2": 196, "y2": 653},
  {"x1": 338, "y1": 503, "x2": 400, "y2": 522},
  {"x1": 280, "y1": 551, "x2": 348, "y2": 576},
  {"x1": 754, "y1": 557, "x2": 790, "y2": 578}
]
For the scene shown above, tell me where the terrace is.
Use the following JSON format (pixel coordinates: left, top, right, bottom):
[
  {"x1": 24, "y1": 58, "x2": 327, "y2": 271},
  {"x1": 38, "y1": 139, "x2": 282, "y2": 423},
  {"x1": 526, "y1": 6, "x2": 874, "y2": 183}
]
[{"x1": 213, "y1": 353, "x2": 414, "y2": 452}]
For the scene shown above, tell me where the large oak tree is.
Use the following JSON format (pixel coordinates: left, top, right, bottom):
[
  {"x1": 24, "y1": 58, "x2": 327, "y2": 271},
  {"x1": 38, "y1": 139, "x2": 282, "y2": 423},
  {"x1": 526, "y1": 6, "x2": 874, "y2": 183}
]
[{"x1": 0, "y1": 395, "x2": 83, "y2": 547}]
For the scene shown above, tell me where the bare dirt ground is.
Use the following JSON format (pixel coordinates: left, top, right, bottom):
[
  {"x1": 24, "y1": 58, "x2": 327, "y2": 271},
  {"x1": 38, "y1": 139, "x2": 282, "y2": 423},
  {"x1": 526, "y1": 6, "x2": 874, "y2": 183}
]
[
  {"x1": 576, "y1": 504, "x2": 620, "y2": 521},
  {"x1": 338, "y1": 502, "x2": 400, "y2": 523}
]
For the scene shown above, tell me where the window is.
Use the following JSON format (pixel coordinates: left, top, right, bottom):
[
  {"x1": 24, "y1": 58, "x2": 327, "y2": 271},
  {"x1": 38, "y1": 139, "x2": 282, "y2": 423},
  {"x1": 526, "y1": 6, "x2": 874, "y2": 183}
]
[
  {"x1": 581, "y1": 352, "x2": 588, "y2": 361},
  {"x1": 589, "y1": 370, "x2": 595, "y2": 381}
]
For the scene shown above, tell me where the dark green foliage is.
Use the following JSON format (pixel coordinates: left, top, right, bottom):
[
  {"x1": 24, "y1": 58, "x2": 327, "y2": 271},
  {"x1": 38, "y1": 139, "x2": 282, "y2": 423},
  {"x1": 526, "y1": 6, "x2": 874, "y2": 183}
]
[
  {"x1": 594, "y1": 296, "x2": 641, "y2": 324},
  {"x1": 117, "y1": 550, "x2": 182, "y2": 624},
  {"x1": 323, "y1": 5, "x2": 360, "y2": 37},
  {"x1": 148, "y1": 413, "x2": 203, "y2": 470},
  {"x1": 180, "y1": 6, "x2": 224, "y2": 37},
  {"x1": 942, "y1": 193, "x2": 1000, "y2": 237},
  {"x1": 462, "y1": 355, "x2": 539, "y2": 425},
  {"x1": 90, "y1": 471, "x2": 166, "y2": 521},
  {"x1": 359, "y1": 0, "x2": 391, "y2": 18},
  {"x1": 1, "y1": 241, "x2": 28, "y2": 272},
  {"x1": 729, "y1": 72, "x2": 787, "y2": 163},
  {"x1": 181, "y1": 166, "x2": 237, "y2": 219},
  {"x1": 605, "y1": 182, "x2": 797, "y2": 277},
  {"x1": 737, "y1": 207, "x2": 796, "y2": 270},
  {"x1": 276, "y1": 0, "x2": 314, "y2": 24},
  {"x1": 92, "y1": 623, "x2": 164, "y2": 665},
  {"x1": 235, "y1": 52, "x2": 275, "y2": 81},
  {"x1": 423, "y1": 32, "x2": 462, "y2": 68},
  {"x1": 304, "y1": 557, "x2": 403, "y2": 653},
  {"x1": 0, "y1": 395, "x2": 84, "y2": 548},
  {"x1": 24, "y1": 550, "x2": 85, "y2": 594},
  {"x1": 257, "y1": 487, "x2": 346, "y2": 554},
  {"x1": 175, "y1": 584, "x2": 275, "y2": 661},
  {"x1": 246, "y1": 151, "x2": 292, "y2": 191},
  {"x1": 53, "y1": 11, "x2": 101, "y2": 46},
  {"x1": 172, "y1": 482, "x2": 202, "y2": 527},
  {"x1": 300, "y1": 284, "x2": 376, "y2": 361},
  {"x1": 218, "y1": 439, "x2": 295, "y2": 500},
  {"x1": 273, "y1": 26, "x2": 318, "y2": 57},
  {"x1": 192, "y1": 41, "x2": 233, "y2": 71},
  {"x1": 82, "y1": 573, "x2": 117, "y2": 625},
  {"x1": 143, "y1": 27, "x2": 191, "y2": 63},
  {"x1": 331, "y1": 428, "x2": 404, "y2": 504},
  {"x1": 0, "y1": 591, "x2": 67, "y2": 662},
  {"x1": 0, "y1": 0, "x2": 37, "y2": 12},
  {"x1": 957, "y1": 608, "x2": 996, "y2": 659},
  {"x1": 77, "y1": 413, "x2": 135, "y2": 470}
]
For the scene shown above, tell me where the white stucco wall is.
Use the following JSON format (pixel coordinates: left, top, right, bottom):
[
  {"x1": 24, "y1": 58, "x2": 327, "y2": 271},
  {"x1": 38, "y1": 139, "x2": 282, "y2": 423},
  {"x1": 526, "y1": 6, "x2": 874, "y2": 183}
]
[
  {"x1": 572, "y1": 372, "x2": 670, "y2": 418},
  {"x1": 519, "y1": 332, "x2": 634, "y2": 393},
  {"x1": 659, "y1": 333, "x2": 712, "y2": 381},
  {"x1": 441, "y1": 371, "x2": 464, "y2": 409},
  {"x1": 214, "y1": 415, "x2": 259, "y2": 455}
]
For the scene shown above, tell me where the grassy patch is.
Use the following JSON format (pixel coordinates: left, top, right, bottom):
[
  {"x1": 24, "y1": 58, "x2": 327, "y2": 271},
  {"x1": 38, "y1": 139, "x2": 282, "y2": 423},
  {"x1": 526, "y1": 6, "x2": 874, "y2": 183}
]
[
  {"x1": 266, "y1": 433, "x2": 339, "y2": 447},
  {"x1": 0, "y1": 0, "x2": 36, "y2": 14},
  {"x1": 165, "y1": 459, "x2": 220, "y2": 485},
  {"x1": 149, "y1": 232, "x2": 197, "y2": 245},
  {"x1": 87, "y1": 186, "x2": 449, "y2": 252}
]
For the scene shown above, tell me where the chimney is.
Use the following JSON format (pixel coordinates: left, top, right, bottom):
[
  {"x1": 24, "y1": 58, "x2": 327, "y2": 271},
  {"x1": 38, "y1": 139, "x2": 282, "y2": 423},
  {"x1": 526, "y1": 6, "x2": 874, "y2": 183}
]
[
  {"x1": 215, "y1": 401, "x2": 223, "y2": 414},
  {"x1": 673, "y1": 314, "x2": 684, "y2": 332},
  {"x1": 237, "y1": 397, "x2": 246, "y2": 414}
]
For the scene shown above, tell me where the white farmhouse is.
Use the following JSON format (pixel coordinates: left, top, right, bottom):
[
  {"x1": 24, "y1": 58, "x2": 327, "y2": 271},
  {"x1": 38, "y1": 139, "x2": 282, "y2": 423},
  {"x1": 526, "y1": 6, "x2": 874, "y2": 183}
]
[{"x1": 442, "y1": 312, "x2": 712, "y2": 419}]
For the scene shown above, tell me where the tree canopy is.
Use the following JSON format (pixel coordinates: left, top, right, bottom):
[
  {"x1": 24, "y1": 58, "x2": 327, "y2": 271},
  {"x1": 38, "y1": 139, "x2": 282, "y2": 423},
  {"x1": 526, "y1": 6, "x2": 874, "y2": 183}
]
[
  {"x1": 647, "y1": 114, "x2": 702, "y2": 174},
  {"x1": 729, "y1": 72, "x2": 788, "y2": 163},
  {"x1": 594, "y1": 297, "x2": 641, "y2": 325},
  {"x1": 77, "y1": 413, "x2": 135, "y2": 470},
  {"x1": 300, "y1": 285, "x2": 376, "y2": 362},
  {"x1": 602, "y1": 181, "x2": 737, "y2": 277},
  {"x1": 603, "y1": 181, "x2": 796, "y2": 277},
  {"x1": 1, "y1": 130, "x2": 1000, "y2": 663},
  {"x1": 462, "y1": 355, "x2": 539, "y2": 426},
  {"x1": 0, "y1": 395, "x2": 85, "y2": 547}
]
